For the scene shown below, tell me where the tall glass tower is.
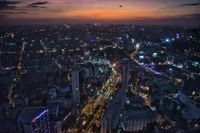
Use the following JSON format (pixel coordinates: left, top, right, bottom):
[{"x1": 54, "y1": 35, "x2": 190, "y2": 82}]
[{"x1": 72, "y1": 68, "x2": 81, "y2": 107}]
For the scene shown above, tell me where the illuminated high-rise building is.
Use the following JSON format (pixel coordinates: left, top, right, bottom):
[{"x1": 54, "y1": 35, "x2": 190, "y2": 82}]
[
  {"x1": 121, "y1": 59, "x2": 129, "y2": 96},
  {"x1": 72, "y1": 68, "x2": 81, "y2": 106},
  {"x1": 18, "y1": 107, "x2": 50, "y2": 133}
]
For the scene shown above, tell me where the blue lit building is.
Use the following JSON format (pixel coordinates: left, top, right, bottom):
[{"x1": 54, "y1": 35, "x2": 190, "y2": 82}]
[{"x1": 18, "y1": 107, "x2": 50, "y2": 133}]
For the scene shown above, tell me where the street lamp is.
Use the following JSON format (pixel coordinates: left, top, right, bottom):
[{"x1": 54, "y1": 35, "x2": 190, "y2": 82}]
[{"x1": 112, "y1": 63, "x2": 116, "y2": 67}]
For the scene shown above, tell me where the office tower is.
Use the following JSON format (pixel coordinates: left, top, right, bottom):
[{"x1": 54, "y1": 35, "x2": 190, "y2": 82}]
[
  {"x1": 101, "y1": 103, "x2": 122, "y2": 133},
  {"x1": 101, "y1": 89, "x2": 124, "y2": 133},
  {"x1": 72, "y1": 68, "x2": 81, "y2": 106},
  {"x1": 121, "y1": 60, "x2": 129, "y2": 97},
  {"x1": 18, "y1": 107, "x2": 50, "y2": 133}
]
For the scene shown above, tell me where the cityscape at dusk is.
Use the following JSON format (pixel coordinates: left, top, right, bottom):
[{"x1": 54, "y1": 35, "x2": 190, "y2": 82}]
[
  {"x1": 0, "y1": 0, "x2": 200, "y2": 133},
  {"x1": 0, "y1": 0, "x2": 200, "y2": 25}
]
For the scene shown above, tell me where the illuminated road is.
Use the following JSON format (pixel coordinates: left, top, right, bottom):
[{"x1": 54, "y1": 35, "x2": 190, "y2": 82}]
[
  {"x1": 129, "y1": 48, "x2": 155, "y2": 110},
  {"x1": 40, "y1": 40, "x2": 66, "y2": 70},
  {"x1": 78, "y1": 70, "x2": 120, "y2": 133},
  {"x1": 8, "y1": 42, "x2": 25, "y2": 107}
]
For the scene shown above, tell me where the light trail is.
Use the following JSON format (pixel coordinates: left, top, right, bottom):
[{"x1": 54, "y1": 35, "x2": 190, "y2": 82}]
[{"x1": 78, "y1": 67, "x2": 119, "y2": 133}]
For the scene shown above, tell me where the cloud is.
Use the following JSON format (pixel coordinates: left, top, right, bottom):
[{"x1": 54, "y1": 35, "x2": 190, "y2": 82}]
[
  {"x1": 186, "y1": 13, "x2": 200, "y2": 18},
  {"x1": 180, "y1": 2, "x2": 200, "y2": 7},
  {"x1": 27, "y1": 1, "x2": 49, "y2": 8},
  {"x1": 30, "y1": 1, "x2": 49, "y2": 6},
  {"x1": 0, "y1": 14, "x2": 7, "y2": 18},
  {"x1": 0, "y1": 0, "x2": 20, "y2": 10},
  {"x1": 2, "y1": 11, "x2": 28, "y2": 14}
]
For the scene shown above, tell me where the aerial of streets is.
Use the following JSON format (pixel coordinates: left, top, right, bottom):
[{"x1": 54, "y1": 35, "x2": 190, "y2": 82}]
[{"x1": 0, "y1": 24, "x2": 200, "y2": 133}]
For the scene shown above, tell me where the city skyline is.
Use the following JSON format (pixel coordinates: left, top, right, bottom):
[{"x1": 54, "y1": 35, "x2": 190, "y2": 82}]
[
  {"x1": 0, "y1": 0, "x2": 200, "y2": 25},
  {"x1": 0, "y1": 22, "x2": 199, "y2": 133},
  {"x1": 0, "y1": 1, "x2": 200, "y2": 133}
]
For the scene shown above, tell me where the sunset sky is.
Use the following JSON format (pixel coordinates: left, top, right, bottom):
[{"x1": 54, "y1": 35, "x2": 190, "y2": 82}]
[{"x1": 0, "y1": 0, "x2": 199, "y2": 25}]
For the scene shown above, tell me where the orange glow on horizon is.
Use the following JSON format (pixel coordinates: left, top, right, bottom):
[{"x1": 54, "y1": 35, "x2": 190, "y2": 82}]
[
  {"x1": 8, "y1": 6, "x2": 168, "y2": 21},
  {"x1": 61, "y1": 8, "x2": 163, "y2": 21},
  {"x1": 0, "y1": 0, "x2": 199, "y2": 25}
]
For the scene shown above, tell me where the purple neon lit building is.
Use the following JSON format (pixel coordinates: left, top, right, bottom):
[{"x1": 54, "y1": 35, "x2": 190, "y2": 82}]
[{"x1": 18, "y1": 107, "x2": 50, "y2": 133}]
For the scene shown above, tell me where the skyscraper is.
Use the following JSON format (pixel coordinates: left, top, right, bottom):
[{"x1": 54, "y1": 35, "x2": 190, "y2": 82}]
[
  {"x1": 121, "y1": 59, "x2": 129, "y2": 96},
  {"x1": 72, "y1": 68, "x2": 81, "y2": 106},
  {"x1": 18, "y1": 107, "x2": 50, "y2": 133}
]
